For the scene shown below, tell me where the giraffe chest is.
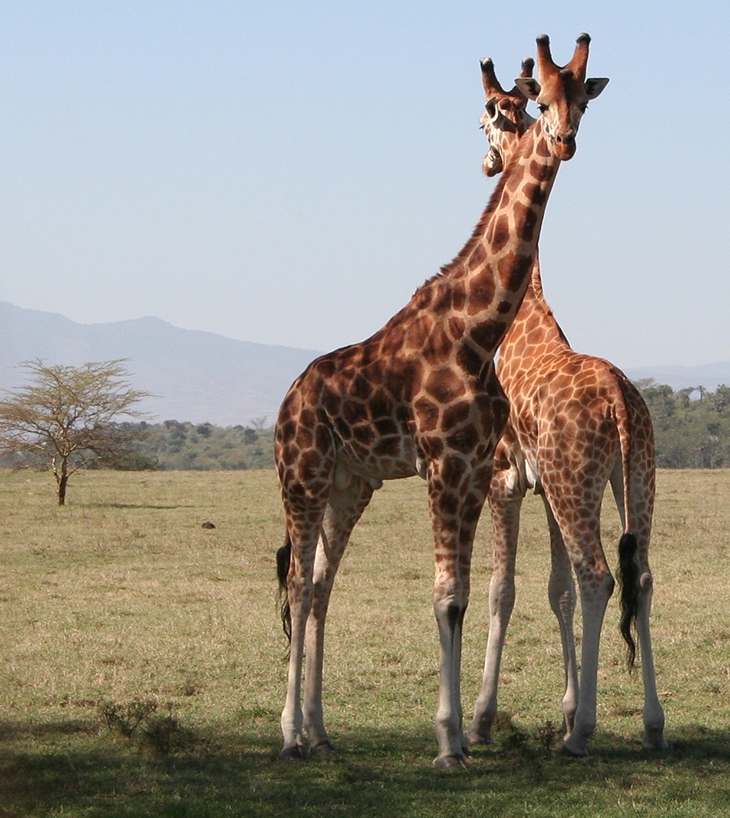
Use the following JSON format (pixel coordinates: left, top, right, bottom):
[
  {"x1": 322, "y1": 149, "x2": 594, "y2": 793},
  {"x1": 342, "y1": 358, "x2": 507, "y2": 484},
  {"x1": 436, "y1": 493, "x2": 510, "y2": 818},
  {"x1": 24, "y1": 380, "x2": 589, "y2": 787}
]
[
  {"x1": 335, "y1": 432, "x2": 420, "y2": 482},
  {"x1": 326, "y1": 392, "x2": 420, "y2": 481}
]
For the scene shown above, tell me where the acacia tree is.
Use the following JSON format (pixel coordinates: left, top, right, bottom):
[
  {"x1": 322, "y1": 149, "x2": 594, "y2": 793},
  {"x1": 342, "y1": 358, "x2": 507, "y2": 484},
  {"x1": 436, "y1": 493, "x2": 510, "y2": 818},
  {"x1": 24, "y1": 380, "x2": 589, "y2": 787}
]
[{"x1": 0, "y1": 359, "x2": 151, "y2": 505}]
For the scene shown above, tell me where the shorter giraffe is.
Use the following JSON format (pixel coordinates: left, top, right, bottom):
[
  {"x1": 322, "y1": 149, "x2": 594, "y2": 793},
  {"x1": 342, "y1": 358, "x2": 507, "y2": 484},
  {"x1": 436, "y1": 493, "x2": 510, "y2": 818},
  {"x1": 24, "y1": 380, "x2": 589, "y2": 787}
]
[{"x1": 466, "y1": 58, "x2": 667, "y2": 755}]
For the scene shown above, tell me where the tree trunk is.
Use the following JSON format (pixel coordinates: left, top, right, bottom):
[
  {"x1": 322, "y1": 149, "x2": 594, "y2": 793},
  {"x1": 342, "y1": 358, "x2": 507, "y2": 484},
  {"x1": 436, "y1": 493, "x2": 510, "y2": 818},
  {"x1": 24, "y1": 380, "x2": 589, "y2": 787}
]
[{"x1": 57, "y1": 457, "x2": 69, "y2": 506}]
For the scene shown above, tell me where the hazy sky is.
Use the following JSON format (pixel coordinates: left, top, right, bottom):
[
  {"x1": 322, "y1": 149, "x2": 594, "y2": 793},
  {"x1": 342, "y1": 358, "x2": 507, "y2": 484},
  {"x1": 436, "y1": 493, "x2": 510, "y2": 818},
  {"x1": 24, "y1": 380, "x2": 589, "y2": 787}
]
[{"x1": 1, "y1": 1, "x2": 728, "y2": 371}]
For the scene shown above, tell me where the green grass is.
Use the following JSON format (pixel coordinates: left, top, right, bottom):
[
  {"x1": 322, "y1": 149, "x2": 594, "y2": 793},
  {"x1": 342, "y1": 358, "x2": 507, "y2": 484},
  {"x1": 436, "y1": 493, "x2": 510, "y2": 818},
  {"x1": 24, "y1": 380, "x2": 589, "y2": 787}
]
[{"x1": 1, "y1": 468, "x2": 729, "y2": 816}]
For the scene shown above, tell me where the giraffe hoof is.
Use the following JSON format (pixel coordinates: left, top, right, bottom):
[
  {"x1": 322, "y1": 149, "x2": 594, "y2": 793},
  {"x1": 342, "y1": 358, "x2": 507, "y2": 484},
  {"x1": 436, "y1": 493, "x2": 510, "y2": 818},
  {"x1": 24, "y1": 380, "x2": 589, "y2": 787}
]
[
  {"x1": 310, "y1": 740, "x2": 337, "y2": 755},
  {"x1": 558, "y1": 743, "x2": 588, "y2": 758},
  {"x1": 642, "y1": 736, "x2": 669, "y2": 751},
  {"x1": 466, "y1": 728, "x2": 492, "y2": 747},
  {"x1": 433, "y1": 753, "x2": 471, "y2": 770},
  {"x1": 279, "y1": 744, "x2": 307, "y2": 760}
]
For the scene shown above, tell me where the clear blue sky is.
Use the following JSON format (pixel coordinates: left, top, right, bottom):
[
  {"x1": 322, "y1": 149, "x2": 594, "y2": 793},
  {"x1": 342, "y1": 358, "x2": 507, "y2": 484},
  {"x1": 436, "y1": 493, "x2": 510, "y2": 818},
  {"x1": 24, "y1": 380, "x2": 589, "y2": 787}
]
[{"x1": 0, "y1": 1, "x2": 727, "y2": 370}]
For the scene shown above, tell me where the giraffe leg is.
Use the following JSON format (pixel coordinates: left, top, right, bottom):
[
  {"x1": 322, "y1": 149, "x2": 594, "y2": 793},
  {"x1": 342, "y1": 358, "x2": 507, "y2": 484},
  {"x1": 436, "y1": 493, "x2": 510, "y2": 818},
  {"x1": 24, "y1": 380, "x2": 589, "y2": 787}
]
[
  {"x1": 634, "y1": 559, "x2": 667, "y2": 749},
  {"x1": 609, "y1": 466, "x2": 667, "y2": 750},
  {"x1": 277, "y1": 430, "x2": 336, "y2": 760},
  {"x1": 561, "y1": 539, "x2": 614, "y2": 757},
  {"x1": 430, "y1": 458, "x2": 491, "y2": 768},
  {"x1": 467, "y1": 459, "x2": 522, "y2": 746},
  {"x1": 279, "y1": 521, "x2": 321, "y2": 759},
  {"x1": 542, "y1": 498, "x2": 579, "y2": 739},
  {"x1": 302, "y1": 474, "x2": 375, "y2": 754},
  {"x1": 533, "y1": 437, "x2": 615, "y2": 758}
]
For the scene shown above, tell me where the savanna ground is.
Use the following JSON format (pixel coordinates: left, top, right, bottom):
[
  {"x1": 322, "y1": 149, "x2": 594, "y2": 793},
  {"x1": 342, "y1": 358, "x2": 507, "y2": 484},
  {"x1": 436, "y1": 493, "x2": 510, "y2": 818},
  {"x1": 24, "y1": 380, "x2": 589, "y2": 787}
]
[{"x1": 0, "y1": 467, "x2": 729, "y2": 817}]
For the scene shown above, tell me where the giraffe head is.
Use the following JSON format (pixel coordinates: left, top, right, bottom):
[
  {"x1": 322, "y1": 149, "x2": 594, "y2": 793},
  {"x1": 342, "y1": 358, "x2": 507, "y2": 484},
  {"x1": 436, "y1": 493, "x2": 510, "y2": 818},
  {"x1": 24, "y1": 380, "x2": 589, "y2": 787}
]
[
  {"x1": 515, "y1": 33, "x2": 609, "y2": 161},
  {"x1": 479, "y1": 56, "x2": 535, "y2": 177}
]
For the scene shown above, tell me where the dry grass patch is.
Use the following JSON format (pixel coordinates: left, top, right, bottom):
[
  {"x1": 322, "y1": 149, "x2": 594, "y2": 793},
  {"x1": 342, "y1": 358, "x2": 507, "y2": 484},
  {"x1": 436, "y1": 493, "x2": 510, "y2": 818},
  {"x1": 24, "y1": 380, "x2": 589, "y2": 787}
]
[{"x1": 0, "y1": 468, "x2": 729, "y2": 817}]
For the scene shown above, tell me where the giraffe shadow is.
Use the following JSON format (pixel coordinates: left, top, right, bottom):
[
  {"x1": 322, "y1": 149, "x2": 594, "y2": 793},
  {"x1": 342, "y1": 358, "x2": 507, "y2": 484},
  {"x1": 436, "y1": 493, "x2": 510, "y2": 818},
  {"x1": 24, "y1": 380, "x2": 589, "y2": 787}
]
[{"x1": 2, "y1": 717, "x2": 729, "y2": 817}]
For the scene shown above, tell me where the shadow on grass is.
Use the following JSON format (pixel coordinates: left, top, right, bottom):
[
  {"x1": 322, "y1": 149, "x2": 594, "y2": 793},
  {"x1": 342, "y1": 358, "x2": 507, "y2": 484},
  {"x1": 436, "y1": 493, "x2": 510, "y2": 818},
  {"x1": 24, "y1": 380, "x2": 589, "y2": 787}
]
[{"x1": 1, "y1": 717, "x2": 730, "y2": 818}]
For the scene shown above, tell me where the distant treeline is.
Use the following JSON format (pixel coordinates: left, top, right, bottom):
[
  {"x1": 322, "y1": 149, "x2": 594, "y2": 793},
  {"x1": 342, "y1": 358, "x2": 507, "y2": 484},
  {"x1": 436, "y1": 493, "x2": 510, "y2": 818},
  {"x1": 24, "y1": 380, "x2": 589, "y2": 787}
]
[
  {"x1": 105, "y1": 419, "x2": 276, "y2": 472},
  {"x1": 636, "y1": 381, "x2": 730, "y2": 469},
  {"x1": 113, "y1": 381, "x2": 729, "y2": 471}
]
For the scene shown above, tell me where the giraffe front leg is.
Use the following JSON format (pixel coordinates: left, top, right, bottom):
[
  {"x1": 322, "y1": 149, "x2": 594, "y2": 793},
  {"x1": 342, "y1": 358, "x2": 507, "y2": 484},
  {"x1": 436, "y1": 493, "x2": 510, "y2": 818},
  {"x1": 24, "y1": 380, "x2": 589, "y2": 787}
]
[
  {"x1": 429, "y1": 460, "x2": 489, "y2": 768},
  {"x1": 433, "y1": 586, "x2": 469, "y2": 768},
  {"x1": 468, "y1": 461, "x2": 522, "y2": 746}
]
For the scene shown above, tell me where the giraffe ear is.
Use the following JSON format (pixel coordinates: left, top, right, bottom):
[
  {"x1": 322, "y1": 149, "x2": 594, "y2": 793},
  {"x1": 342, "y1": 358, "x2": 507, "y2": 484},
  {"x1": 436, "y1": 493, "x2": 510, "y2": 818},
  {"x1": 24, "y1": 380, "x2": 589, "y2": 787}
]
[
  {"x1": 585, "y1": 77, "x2": 609, "y2": 99},
  {"x1": 514, "y1": 77, "x2": 540, "y2": 100},
  {"x1": 484, "y1": 96, "x2": 499, "y2": 121}
]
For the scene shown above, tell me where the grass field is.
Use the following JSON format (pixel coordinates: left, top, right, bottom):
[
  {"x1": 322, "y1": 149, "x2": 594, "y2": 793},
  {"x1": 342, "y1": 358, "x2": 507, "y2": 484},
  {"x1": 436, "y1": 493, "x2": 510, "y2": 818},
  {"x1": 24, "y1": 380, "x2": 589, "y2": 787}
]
[{"x1": 1, "y1": 467, "x2": 729, "y2": 817}]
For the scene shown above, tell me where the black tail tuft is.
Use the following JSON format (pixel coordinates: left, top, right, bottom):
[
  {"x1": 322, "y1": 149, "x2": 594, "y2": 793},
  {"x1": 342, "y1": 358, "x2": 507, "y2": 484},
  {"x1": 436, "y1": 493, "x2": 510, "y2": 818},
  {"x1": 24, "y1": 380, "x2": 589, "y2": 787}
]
[
  {"x1": 276, "y1": 538, "x2": 292, "y2": 644},
  {"x1": 617, "y1": 532, "x2": 639, "y2": 670}
]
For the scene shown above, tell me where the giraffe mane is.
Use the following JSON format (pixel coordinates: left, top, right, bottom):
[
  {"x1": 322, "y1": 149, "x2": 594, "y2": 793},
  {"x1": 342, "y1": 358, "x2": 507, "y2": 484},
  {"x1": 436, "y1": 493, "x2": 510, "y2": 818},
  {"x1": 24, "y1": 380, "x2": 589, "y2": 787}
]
[
  {"x1": 408, "y1": 154, "x2": 520, "y2": 309},
  {"x1": 531, "y1": 289, "x2": 571, "y2": 347},
  {"x1": 406, "y1": 117, "x2": 537, "y2": 310},
  {"x1": 436, "y1": 129, "x2": 529, "y2": 281},
  {"x1": 528, "y1": 257, "x2": 571, "y2": 347}
]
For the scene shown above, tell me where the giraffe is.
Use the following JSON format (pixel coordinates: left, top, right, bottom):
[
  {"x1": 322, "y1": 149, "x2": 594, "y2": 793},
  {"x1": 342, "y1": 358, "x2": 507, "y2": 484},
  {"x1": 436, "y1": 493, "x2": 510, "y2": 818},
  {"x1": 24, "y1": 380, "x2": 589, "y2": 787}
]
[
  {"x1": 275, "y1": 34, "x2": 607, "y2": 768},
  {"x1": 465, "y1": 57, "x2": 667, "y2": 756}
]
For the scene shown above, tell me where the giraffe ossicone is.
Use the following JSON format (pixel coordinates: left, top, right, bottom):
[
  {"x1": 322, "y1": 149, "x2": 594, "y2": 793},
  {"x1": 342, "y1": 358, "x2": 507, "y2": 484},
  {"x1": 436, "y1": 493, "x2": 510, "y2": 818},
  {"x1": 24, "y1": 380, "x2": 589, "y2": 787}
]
[
  {"x1": 274, "y1": 34, "x2": 607, "y2": 768},
  {"x1": 467, "y1": 55, "x2": 667, "y2": 757}
]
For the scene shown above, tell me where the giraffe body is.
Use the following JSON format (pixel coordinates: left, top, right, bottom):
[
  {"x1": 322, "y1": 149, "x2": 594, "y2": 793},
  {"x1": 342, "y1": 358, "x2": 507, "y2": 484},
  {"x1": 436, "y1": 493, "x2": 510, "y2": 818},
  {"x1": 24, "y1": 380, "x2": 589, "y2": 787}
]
[
  {"x1": 275, "y1": 35, "x2": 606, "y2": 766},
  {"x1": 467, "y1": 59, "x2": 666, "y2": 756}
]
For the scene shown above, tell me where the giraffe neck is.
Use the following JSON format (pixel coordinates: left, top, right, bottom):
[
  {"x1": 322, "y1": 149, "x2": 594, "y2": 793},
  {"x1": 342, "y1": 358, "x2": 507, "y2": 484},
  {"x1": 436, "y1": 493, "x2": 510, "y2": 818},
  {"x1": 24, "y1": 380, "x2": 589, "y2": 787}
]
[
  {"x1": 496, "y1": 253, "x2": 573, "y2": 388},
  {"x1": 366, "y1": 117, "x2": 563, "y2": 390},
  {"x1": 437, "y1": 117, "x2": 562, "y2": 362}
]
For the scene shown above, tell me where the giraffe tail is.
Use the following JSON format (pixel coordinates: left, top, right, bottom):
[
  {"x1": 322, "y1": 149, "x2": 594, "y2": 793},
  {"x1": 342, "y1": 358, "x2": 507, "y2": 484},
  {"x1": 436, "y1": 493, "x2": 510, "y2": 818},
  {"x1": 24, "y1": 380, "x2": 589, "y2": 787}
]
[
  {"x1": 276, "y1": 537, "x2": 292, "y2": 643},
  {"x1": 617, "y1": 532, "x2": 639, "y2": 671}
]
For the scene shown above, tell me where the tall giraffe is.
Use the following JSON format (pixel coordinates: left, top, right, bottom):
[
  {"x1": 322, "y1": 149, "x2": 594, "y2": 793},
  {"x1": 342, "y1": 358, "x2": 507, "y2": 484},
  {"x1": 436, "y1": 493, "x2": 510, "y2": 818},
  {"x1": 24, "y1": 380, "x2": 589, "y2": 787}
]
[
  {"x1": 275, "y1": 34, "x2": 607, "y2": 768},
  {"x1": 465, "y1": 58, "x2": 667, "y2": 756}
]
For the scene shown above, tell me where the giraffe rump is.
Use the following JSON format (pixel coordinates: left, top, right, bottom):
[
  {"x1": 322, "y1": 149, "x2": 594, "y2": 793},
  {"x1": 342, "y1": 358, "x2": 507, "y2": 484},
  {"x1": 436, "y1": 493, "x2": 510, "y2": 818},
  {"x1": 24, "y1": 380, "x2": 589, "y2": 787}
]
[
  {"x1": 617, "y1": 532, "x2": 639, "y2": 670},
  {"x1": 277, "y1": 538, "x2": 292, "y2": 643}
]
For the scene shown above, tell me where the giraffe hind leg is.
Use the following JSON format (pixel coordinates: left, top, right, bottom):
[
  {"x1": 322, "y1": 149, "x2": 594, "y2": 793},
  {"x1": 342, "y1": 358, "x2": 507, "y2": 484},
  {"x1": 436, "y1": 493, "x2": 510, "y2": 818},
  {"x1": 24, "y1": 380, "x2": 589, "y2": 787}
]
[
  {"x1": 302, "y1": 474, "x2": 375, "y2": 754},
  {"x1": 543, "y1": 498, "x2": 579, "y2": 740},
  {"x1": 543, "y1": 485, "x2": 613, "y2": 757},
  {"x1": 609, "y1": 465, "x2": 667, "y2": 749},
  {"x1": 636, "y1": 567, "x2": 668, "y2": 750},
  {"x1": 278, "y1": 517, "x2": 322, "y2": 759}
]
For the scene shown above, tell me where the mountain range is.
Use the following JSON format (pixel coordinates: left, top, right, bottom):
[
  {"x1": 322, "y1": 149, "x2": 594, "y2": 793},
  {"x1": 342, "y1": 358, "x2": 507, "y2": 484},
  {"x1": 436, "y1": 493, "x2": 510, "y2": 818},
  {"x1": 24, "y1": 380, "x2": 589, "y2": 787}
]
[
  {"x1": 2, "y1": 301, "x2": 728, "y2": 426},
  {"x1": 0, "y1": 302, "x2": 320, "y2": 426}
]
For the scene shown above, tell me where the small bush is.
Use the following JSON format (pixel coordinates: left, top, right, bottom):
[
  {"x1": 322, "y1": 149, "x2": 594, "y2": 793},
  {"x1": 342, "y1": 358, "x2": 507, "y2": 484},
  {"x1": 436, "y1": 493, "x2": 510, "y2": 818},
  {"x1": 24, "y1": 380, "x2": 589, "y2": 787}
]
[{"x1": 100, "y1": 699, "x2": 194, "y2": 754}]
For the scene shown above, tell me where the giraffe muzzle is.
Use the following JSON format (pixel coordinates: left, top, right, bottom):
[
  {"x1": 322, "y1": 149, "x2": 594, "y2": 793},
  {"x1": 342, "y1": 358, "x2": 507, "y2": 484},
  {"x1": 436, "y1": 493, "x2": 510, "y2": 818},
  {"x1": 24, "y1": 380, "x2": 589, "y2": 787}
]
[
  {"x1": 553, "y1": 131, "x2": 576, "y2": 160},
  {"x1": 482, "y1": 146, "x2": 503, "y2": 177}
]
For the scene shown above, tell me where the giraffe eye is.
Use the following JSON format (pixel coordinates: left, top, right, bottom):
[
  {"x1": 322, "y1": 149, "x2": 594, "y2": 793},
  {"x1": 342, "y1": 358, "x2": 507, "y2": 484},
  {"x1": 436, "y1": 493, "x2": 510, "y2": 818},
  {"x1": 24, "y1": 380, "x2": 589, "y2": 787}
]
[{"x1": 538, "y1": 104, "x2": 548, "y2": 114}]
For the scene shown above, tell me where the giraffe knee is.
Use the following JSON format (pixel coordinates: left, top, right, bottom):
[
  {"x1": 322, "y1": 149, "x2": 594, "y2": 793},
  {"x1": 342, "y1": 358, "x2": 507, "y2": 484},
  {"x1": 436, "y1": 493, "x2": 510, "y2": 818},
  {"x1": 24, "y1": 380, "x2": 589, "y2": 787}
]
[
  {"x1": 640, "y1": 572, "x2": 653, "y2": 592},
  {"x1": 447, "y1": 602, "x2": 467, "y2": 630},
  {"x1": 433, "y1": 597, "x2": 468, "y2": 632}
]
